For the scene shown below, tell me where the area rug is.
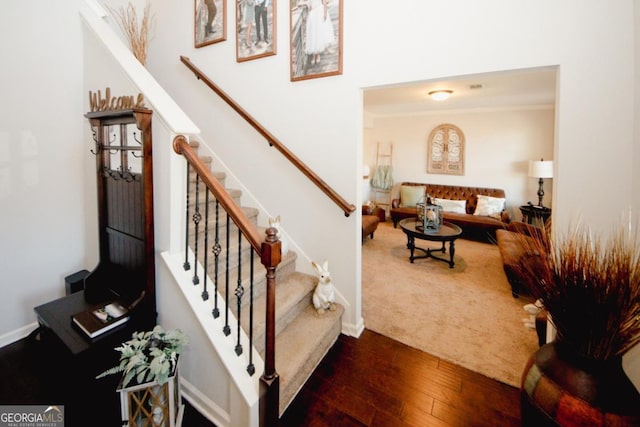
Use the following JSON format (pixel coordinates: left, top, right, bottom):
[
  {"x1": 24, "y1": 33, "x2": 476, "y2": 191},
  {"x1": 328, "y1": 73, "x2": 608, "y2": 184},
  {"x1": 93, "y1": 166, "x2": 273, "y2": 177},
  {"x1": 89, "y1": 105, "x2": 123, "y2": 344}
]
[{"x1": 362, "y1": 221, "x2": 539, "y2": 387}]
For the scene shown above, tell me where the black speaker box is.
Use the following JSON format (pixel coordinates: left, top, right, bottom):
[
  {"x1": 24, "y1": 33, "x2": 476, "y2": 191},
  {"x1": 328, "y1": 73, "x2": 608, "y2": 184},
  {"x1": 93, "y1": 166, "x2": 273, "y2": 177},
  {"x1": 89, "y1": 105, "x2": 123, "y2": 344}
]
[{"x1": 64, "y1": 269, "x2": 90, "y2": 295}]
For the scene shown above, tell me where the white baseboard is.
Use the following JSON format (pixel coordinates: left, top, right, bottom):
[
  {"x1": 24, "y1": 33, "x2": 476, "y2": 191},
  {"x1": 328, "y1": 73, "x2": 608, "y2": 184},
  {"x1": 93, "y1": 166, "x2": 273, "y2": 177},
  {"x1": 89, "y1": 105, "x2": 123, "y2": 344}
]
[
  {"x1": 180, "y1": 376, "x2": 231, "y2": 427},
  {"x1": 0, "y1": 322, "x2": 40, "y2": 349},
  {"x1": 341, "y1": 317, "x2": 365, "y2": 338}
]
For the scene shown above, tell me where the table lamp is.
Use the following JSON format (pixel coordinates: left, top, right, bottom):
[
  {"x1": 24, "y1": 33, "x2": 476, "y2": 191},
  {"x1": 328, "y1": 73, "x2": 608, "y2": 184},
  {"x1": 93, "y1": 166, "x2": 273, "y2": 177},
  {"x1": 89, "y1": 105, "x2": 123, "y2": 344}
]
[
  {"x1": 362, "y1": 165, "x2": 371, "y2": 179},
  {"x1": 528, "y1": 159, "x2": 553, "y2": 207}
]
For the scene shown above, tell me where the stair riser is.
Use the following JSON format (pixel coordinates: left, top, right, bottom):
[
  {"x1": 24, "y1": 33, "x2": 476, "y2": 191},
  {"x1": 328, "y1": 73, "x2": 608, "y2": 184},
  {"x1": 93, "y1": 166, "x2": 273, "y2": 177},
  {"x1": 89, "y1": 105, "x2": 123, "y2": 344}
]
[
  {"x1": 189, "y1": 214, "x2": 257, "y2": 247},
  {"x1": 214, "y1": 252, "x2": 298, "y2": 307},
  {"x1": 188, "y1": 177, "x2": 227, "y2": 189},
  {"x1": 186, "y1": 191, "x2": 241, "y2": 210},
  {"x1": 193, "y1": 239, "x2": 260, "y2": 275}
]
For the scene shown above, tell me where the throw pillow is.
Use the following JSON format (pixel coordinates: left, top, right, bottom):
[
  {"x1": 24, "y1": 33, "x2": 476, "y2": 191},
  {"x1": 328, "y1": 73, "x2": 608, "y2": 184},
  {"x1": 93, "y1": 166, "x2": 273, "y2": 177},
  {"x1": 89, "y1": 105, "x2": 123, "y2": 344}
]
[
  {"x1": 399, "y1": 185, "x2": 426, "y2": 207},
  {"x1": 433, "y1": 198, "x2": 467, "y2": 214},
  {"x1": 474, "y1": 195, "x2": 506, "y2": 218}
]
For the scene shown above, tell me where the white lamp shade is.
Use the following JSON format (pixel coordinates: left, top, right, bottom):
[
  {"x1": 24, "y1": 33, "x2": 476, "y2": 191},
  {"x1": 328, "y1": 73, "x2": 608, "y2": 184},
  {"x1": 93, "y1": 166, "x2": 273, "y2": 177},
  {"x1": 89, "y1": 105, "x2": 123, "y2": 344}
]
[{"x1": 528, "y1": 160, "x2": 553, "y2": 179}]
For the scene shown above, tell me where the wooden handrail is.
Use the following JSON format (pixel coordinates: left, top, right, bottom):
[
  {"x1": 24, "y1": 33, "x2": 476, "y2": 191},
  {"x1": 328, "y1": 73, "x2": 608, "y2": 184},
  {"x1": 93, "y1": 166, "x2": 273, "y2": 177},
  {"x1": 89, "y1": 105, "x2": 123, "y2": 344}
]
[
  {"x1": 173, "y1": 135, "x2": 264, "y2": 254},
  {"x1": 180, "y1": 56, "x2": 356, "y2": 217}
]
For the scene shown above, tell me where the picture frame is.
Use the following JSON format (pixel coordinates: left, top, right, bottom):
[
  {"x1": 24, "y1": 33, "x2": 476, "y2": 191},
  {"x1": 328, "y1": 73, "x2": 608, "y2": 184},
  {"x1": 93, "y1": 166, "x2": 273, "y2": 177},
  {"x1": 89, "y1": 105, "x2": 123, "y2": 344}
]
[
  {"x1": 236, "y1": 0, "x2": 277, "y2": 62},
  {"x1": 290, "y1": 0, "x2": 342, "y2": 82},
  {"x1": 195, "y1": 0, "x2": 227, "y2": 48}
]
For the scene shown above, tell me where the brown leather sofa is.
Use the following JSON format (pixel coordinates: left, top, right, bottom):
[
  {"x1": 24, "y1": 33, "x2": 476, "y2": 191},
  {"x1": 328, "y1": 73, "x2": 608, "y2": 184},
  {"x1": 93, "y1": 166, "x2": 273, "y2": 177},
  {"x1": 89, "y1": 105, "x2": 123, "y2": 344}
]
[
  {"x1": 390, "y1": 182, "x2": 511, "y2": 237},
  {"x1": 495, "y1": 221, "x2": 547, "y2": 297}
]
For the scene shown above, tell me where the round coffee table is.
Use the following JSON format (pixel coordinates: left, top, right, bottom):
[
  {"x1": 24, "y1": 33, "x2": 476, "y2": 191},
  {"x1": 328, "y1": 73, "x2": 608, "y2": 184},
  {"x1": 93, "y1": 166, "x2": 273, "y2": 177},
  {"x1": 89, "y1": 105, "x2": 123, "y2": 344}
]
[{"x1": 399, "y1": 218, "x2": 463, "y2": 268}]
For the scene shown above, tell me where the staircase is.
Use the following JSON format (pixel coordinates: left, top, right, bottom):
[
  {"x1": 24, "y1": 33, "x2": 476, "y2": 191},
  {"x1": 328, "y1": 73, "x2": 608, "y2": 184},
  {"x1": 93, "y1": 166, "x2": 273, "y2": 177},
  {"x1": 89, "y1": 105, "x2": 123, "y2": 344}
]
[{"x1": 186, "y1": 140, "x2": 344, "y2": 417}]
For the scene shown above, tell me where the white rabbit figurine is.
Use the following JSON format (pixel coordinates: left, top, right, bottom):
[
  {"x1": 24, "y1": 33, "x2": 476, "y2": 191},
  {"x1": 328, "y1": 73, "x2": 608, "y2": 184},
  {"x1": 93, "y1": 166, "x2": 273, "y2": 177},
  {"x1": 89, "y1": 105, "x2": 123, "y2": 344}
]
[
  {"x1": 268, "y1": 215, "x2": 289, "y2": 255},
  {"x1": 311, "y1": 260, "x2": 336, "y2": 315}
]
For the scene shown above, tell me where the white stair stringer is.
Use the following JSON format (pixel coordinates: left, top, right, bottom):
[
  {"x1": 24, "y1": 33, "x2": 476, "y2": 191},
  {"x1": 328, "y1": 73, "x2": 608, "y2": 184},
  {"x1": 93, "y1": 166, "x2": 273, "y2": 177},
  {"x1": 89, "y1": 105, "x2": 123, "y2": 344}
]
[{"x1": 161, "y1": 251, "x2": 263, "y2": 416}]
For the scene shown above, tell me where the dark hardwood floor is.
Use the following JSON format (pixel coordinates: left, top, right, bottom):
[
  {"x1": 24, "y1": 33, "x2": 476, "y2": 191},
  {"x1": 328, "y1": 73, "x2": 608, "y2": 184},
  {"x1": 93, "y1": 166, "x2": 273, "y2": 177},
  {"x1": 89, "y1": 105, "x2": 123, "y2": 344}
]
[
  {"x1": 1, "y1": 328, "x2": 521, "y2": 426},
  {"x1": 281, "y1": 329, "x2": 522, "y2": 427},
  {"x1": 0, "y1": 328, "x2": 214, "y2": 427}
]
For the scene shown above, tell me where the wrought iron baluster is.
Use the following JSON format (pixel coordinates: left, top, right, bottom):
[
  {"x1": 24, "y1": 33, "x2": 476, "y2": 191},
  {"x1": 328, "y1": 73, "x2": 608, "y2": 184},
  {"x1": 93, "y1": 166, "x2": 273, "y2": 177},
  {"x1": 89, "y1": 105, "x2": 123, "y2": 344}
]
[
  {"x1": 235, "y1": 231, "x2": 244, "y2": 356},
  {"x1": 183, "y1": 163, "x2": 191, "y2": 271},
  {"x1": 202, "y1": 190, "x2": 210, "y2": 301},
  {"x1": 247, "y1": 249, "x2": 255, "y2": 376},
  {"x1": 192, "y1": 175, "x2": 201, "y2": 285},
  {"x1": 223, "y1": 213, "x2": 231, "y2": 336},
  {"x1": 212, "y1": 199, "x2": 221, "y2": 318}
]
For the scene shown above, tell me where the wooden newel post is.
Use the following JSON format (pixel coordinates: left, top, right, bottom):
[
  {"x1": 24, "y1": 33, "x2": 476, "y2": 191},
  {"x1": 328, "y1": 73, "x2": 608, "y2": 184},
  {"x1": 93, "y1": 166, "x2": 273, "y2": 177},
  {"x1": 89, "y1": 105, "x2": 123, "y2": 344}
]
[{"x1": 260, "y1": 227, "x2": 281, "y2": 426}]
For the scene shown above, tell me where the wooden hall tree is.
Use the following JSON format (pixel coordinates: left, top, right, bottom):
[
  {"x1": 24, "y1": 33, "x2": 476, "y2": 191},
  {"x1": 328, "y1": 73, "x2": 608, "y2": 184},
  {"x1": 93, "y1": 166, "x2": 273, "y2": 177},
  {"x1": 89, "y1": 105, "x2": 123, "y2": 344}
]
[{"x1": 83, "y1": 108, "x2": 157, "y2": 319}]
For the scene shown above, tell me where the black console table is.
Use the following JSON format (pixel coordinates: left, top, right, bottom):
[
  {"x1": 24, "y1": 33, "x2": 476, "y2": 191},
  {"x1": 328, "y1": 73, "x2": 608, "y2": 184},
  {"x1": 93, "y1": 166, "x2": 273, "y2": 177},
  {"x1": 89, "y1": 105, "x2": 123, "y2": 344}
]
[
  {"x1": 34, "y1": 291, "x2": 150, "y2": 357},
  {"x1": 519, "y1": 204, "x2": 552, "y2": 225}
]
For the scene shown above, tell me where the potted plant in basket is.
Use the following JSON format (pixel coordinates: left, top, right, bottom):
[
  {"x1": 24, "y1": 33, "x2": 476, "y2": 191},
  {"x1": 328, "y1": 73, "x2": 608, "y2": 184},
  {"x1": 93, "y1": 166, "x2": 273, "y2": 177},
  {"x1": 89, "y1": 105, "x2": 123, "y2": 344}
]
[
  {"x1": 513, "y1": 220, "x2": 640, "y2": 426},
  {"x1": 97, "y1": 325, "x2": 189, "y2": 426}
]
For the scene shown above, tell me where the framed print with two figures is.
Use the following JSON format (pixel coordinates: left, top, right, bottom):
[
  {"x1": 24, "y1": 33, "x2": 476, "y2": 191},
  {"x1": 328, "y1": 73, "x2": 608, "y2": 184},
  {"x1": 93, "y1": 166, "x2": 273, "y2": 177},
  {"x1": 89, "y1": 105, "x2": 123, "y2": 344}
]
[{"x1": 236, "y1": 0, "x2": 277, "y2": 62}]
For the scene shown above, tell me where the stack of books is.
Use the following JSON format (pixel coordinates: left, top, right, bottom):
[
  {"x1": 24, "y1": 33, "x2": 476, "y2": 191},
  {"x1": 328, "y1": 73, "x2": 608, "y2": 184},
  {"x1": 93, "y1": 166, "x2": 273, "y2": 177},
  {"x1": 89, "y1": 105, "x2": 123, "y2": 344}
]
[{"x1": 72, "y1": 301, "x2": 130, "y2": 339}]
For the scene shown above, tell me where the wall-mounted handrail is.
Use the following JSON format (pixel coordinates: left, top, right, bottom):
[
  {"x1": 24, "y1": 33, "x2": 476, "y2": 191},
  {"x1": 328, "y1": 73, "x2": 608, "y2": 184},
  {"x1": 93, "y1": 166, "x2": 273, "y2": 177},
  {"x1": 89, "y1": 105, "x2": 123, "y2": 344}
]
[{"x1": 180, "y1": 56, "x2": 356, "y2": 217}]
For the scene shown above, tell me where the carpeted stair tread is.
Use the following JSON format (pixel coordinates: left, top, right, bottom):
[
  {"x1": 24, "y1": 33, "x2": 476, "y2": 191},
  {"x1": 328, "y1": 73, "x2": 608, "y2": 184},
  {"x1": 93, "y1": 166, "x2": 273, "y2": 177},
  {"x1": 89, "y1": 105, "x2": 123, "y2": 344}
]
[
  {"x1": 187, "y1": 163, "x2": 226, "y2": 185},
  {"x1": 188, "y1": 187, "x2": 242, "y2": 207},
  {"x1": 276, "y1": 303, "x2": 344, "y2": 416},
  {"x1": 214, "y1": 250, "x2": 299, "y2": 310},
  {"x1": 188, "y1": 206, "x2": 259, "y2": 238},
  {"x1": 244, "y1": 271, "x2": 317, "y2": 354}
]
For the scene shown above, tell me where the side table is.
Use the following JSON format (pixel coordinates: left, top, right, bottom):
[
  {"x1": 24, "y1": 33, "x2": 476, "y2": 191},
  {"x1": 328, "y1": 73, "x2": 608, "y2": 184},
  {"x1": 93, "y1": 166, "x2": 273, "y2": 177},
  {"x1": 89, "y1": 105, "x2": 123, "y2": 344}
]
[{"x1": 519, "y1": 204, "x2": 551, "y2": 225}]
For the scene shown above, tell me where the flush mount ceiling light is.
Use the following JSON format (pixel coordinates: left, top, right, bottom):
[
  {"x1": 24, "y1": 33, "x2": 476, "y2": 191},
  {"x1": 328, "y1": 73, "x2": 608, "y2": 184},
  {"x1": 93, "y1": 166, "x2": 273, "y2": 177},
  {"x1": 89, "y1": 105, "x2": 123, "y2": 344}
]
[{"x1": 428, "y1": 90, "x2": 453, "y2": 101}]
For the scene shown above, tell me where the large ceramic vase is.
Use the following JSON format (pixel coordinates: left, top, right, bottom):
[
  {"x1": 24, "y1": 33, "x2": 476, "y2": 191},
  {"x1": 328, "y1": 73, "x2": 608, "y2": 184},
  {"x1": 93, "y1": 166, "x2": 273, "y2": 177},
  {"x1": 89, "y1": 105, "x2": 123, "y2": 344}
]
[{"x1": 521, "y1": 341, "x2": 640, "y2": 426}]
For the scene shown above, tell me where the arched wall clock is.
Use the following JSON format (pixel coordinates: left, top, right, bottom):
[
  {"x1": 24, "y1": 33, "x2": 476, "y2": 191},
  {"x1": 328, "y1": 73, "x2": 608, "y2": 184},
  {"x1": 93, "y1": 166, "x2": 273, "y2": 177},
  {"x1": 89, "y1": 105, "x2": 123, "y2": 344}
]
[{"x1": 427, "y1": 123, "x2": 465, "y2": 175}]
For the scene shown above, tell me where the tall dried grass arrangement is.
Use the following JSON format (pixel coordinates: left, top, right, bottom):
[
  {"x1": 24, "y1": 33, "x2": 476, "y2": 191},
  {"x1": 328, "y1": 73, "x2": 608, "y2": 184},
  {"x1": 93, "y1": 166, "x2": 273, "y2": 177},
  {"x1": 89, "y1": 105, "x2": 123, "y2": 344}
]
[
  {"x1": 108, "y1": 2, "x2": 154, "y2": 66},
  {"x1": 514, "y1": 221, "x2": 640, "y2": 361}
]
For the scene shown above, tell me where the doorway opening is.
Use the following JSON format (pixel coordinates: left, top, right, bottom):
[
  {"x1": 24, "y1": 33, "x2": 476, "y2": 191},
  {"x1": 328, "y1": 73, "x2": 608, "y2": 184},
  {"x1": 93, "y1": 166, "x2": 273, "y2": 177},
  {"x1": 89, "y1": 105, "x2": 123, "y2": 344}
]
[{"x1": 360, "y1": 66, "x2": 558, "y2": 386}]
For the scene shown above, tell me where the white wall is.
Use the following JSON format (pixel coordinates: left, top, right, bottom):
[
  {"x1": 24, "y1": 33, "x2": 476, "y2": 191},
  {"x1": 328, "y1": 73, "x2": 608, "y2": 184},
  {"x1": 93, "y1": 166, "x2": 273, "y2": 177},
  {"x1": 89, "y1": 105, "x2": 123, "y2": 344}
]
[
  {"x1": 634, "y1": 0, "x2": 640, "y2": 214},
  {"x1": 0, "y1": 0, "x2": 90, "y2": 343},
  {"x1": 364, "y1": 107, "x2": 555, "y2": 219}
]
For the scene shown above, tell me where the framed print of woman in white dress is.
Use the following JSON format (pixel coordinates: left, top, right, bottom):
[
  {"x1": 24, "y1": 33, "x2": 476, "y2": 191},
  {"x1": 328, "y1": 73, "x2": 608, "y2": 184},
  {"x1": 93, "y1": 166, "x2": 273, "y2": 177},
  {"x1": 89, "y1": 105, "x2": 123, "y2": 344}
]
[{"x1": 290, "y1": 0, "x2": 342, "y2": 81}]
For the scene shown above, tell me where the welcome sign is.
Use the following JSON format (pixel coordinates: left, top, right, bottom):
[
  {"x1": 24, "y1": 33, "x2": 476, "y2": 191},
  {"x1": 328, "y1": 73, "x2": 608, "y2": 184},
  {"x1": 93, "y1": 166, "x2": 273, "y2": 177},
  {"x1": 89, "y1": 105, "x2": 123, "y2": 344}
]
[{"x1": 88, "y1": 87, "x2": 144, "y2": 112}]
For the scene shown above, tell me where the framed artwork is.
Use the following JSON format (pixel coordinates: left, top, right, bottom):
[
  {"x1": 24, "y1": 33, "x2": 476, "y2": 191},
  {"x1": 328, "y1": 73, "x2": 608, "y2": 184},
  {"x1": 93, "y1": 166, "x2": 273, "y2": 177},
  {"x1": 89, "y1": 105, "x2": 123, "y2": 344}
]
[
  {"x1": 195, "y1": 0, "x2": 227, "y2": 48},
  {"x1": 236, "y1": 0, "x2": 277, "y2": 62},
  {"x1": 427, "y1": 124, "x2": 466, "y2": 175},
  {"x1": 290, "y1": 0, "x2": 342, "y2": 81}
]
